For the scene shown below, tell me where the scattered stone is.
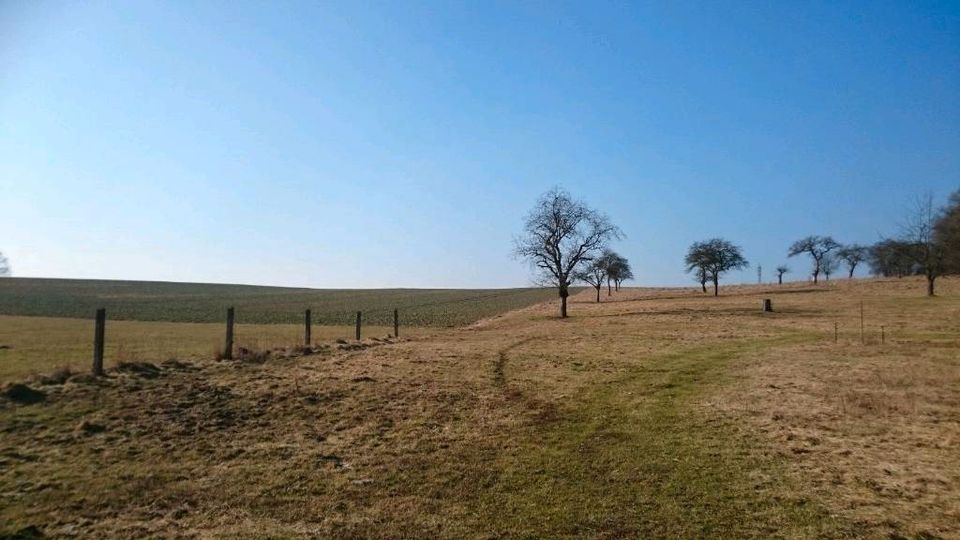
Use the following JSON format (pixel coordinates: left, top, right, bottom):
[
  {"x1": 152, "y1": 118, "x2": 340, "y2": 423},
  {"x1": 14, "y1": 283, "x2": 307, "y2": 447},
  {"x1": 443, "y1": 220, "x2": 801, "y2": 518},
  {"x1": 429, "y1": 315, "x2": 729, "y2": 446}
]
[{"x1": 2, "y1": 384, "x2": 46, "y2": 405}]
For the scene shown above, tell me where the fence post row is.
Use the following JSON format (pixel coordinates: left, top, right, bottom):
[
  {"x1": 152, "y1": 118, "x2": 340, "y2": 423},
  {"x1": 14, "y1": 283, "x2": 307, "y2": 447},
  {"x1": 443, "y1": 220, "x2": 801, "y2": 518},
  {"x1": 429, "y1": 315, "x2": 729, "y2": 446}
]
[
  {"x1": 224, "y1": 307, "x2": 235, "y2": 360},
  {"x1": 304, "y1": 309, "x2": 312, "y2": 346},
  {"x1": 92, "y1": 308, "x2": 106, "y2": 376},
  {"x1": 394, "y1": 308, "x2": 399, "y2": 338},
  {"x1": 355, "y1": 311, "x2": 362, "y2": 341}
]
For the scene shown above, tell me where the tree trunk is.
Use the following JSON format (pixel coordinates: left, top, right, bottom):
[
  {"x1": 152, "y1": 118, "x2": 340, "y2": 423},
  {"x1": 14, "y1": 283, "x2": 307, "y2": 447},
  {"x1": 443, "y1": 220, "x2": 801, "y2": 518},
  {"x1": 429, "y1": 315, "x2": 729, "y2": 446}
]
[
  {"x1": 848, "y1": 266, "x2": 855, "y2": 279},
  {"x1": 778, "y1": 275, "x2": 783, "y2": 285},
  {"x1": 713, "y1": 276, "x2": 719, "y2": 297},
  {"x1": 596, "y1": 286, "x2": 601, "y2": 303},
  {"x1": 701, "y1": 280, "x2": 707, "y2": 293},
  {"x1": 812, "y1": 269, "x2": 819, "y2": 284},
  {"x1": 559, "y1": 284, "x2": 569, "y2": 318},
  {"x1": 928, "y1": 274, "x2": 936, "y2": 297},
  {"x1": 607, "y1": 277, "x2": 611, "y2": 296}
]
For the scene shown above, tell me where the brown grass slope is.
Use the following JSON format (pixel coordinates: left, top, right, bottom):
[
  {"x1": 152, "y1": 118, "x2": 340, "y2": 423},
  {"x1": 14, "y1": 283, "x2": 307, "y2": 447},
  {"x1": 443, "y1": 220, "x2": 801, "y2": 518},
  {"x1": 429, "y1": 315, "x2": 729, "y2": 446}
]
[{"x1": 0, "y1": 277, "x2": 957, "y2": 538}]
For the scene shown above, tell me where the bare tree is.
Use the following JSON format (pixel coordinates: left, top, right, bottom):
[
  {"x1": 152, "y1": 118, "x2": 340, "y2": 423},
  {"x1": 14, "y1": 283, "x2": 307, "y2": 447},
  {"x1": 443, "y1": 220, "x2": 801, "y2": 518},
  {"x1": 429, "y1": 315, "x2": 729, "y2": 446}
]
[
  {"x1": 775, "y1": 265, "x2": 789, "y2": 285},
  {"x1": 0, "y1": 252, "x2": 10, "y2": 277},
  {"x1": 684, "y1": 239, "x2": 749, "y2": 296},
  {"x1": 788, "y1": 236, "x2": 841, "y2": 284},
  {"x1": 694, "y1": 266, "x2": 708, "y2": 293},
  {"x1": 902, "y1": 194, "x2": 945, "y2": 296},
  {"x1": 612, "y1": 260, "x2": 633, "y2": 291},
  {"x1": 821, "y1": 255, "x2": 837, "y2": 281},
  {"x1": 514, "y1": 188, "x2": 622, "y2": 317},
  {"x1": 836, "y1": 244, "x2": 868, "y2": 279},
  {"x1": 575, "y1": 258, "x2": 608, "y2": 303},
  {"x1": 685, "y1": 243, "x2": 711, "y2": 293},
  {"x1": 603, "y1": 251, "x2": 631, "y2": 294}
]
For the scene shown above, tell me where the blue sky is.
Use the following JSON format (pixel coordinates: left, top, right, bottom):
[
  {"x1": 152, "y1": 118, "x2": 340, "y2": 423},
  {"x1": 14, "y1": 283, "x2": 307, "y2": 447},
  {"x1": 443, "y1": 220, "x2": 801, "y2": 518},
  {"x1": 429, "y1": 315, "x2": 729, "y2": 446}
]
[{"x1": 2, "y1": 1, "x2": 958, "y2": 288}]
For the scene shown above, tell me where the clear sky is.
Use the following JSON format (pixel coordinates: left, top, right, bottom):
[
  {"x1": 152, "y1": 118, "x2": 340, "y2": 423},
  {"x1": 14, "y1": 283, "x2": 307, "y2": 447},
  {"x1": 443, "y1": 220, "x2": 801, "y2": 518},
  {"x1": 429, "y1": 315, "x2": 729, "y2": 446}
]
[{"x1": 2, "y1": 1, "x2": 958, "y2": 288}]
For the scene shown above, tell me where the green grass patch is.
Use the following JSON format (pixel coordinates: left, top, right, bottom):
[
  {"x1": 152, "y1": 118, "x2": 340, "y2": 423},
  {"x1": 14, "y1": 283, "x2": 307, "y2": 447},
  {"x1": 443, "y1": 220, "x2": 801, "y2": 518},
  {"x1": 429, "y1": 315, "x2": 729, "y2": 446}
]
[{"x1": 465, "y1": 336, "x2": 850, "y2": 537}]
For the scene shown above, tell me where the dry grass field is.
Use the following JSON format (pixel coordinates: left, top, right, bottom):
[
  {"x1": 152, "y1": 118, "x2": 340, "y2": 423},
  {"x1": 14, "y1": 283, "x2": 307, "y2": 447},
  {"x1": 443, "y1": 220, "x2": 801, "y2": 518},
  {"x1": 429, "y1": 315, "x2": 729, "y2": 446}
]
[
  {"x1": 1, "y1": 277, "x2": 957, "y2": 538},
  {"x1": 0, "y1": 316, "x2": 436, "y2": 382}
]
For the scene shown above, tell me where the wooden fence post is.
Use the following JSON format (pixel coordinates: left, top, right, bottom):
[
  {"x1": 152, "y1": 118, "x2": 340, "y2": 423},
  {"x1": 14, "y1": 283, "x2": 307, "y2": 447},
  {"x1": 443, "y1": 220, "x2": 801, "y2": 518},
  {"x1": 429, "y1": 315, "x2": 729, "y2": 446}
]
[
  {"x1": 92, "y1": 308, "x2": 106, "y2": 376},
  {"x1": 355, "y1": 311, "x2": 361, "y2": 341},
  {"x1": 761, "y1": 299, "x2": 772, "y2": 312},
  {"x1": 224, "y1": 307, "x2": 235, "y2": 360},
  {"x1": 881, "y1": 325, "x2": 885, "y2": 345},
  {"x1": 834, "y1": 322, "x2": 838, "y2": 344},
  {"x1": 304, "y1": 309, "x2": 312, "y2": 346},
  {"x1": 393, "y1": 308, "x2": 399, "y2": 338}
]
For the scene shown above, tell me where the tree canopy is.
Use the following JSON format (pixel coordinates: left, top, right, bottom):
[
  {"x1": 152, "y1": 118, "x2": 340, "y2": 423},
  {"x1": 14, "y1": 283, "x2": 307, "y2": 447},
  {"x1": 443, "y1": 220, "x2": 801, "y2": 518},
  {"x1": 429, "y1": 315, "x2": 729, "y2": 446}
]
[
  {"x1": 788, "y1": 236, "x2": 841, "y2": 283},
  {"x1": 684, "y1": 238, "x2": 749, "y2": 296}
]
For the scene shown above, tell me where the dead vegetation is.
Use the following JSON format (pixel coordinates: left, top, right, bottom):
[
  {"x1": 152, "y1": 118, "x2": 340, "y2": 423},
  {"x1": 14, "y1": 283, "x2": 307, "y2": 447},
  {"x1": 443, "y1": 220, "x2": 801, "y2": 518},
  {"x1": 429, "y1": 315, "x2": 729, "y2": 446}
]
[{"x1": 0, "y1": 277, "x2": 957, "y2": 538}]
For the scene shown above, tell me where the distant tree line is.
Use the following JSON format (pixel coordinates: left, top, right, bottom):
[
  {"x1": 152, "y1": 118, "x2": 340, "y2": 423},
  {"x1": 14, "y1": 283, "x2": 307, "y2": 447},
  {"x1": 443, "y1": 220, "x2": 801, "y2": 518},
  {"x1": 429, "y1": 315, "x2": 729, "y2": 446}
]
[
  {"x1": 0, "y1": 251, "x2": 10, "y2": 277},
  {"x1": 516, "y1": 188, "x2": 959, "y2": 317},
  {"x1": 684, "y1": 190, "x2": 959, "y2": 297},
  {"x1": 778, "y1": 191, "x2": 960, "y2": 296}
]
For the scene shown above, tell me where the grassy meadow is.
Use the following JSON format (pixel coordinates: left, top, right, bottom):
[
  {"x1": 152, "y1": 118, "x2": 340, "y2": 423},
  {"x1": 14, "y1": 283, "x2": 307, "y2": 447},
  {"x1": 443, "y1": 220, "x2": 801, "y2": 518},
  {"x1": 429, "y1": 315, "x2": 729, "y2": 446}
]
[
  {"x1": 0, "y1": 316, "x2": 439, "y2": 382},
  {"x1": 1, "y1": 276, "x2": 957, "y2": 538}
]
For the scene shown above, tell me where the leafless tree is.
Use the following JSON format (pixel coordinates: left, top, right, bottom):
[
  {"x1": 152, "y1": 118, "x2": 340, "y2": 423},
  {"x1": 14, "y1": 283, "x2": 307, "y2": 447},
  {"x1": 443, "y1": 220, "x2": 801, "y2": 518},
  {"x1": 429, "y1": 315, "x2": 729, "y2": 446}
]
[
  {"x1": 902, "y1": 194, "x2": 945, "y2": 296},
  {"x1": 0, "y1": 252, "x2": 10, "y2": 277},
  {"x1": 514, "y1": 188, "x2": 622, "y2": 317},
  {"x1": 684, "y1": 238, "x2": 749, "y2": 296},
  {"x1": 821, "y1": 255, "x2": 837, "y2": 281},
  {"x1": 788, "y1": 236, "x2": 840, "y2": 284},
  {"x1": 836, "y1": 244, "x2": 868, "y2": 279},
  {"x1": 694, "y1": 266, "x2": 708, "y2": 293},
  {"x1": 775, "y1": 265, "x2": 789, "y2": 285},
  {"x1": 612, "y1": 260, "x2": 633, "y2": 291},
  {"x1": 685, "y1": 244, "x2": 711, "y2": 293},
  {"x1": 603, "y1": 251, "x2": 631, "y2": 294},
  {"x1": 575, "y1": 258, "x2": 608, "y2": 303}
]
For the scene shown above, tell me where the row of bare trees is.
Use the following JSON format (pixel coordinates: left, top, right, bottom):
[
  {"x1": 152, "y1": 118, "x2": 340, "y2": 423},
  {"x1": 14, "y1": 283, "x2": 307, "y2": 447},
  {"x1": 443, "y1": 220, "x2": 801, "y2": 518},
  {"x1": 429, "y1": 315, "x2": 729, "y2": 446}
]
[
  {"x1": 575, "y1": 250, "x2": 633, "y2": 303},
  {"x1": 514, "y1": 188, "x2": 630, "y2": 317},
  {"x1": 516, "y1": 188, "x2": 958, "y2": 317},
  {"x1": 0, "y1": 251, "x2": 10, "y2": 277},
  {"x1": 778, "y1": 193, "x2": 959, "y2": 296}
]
